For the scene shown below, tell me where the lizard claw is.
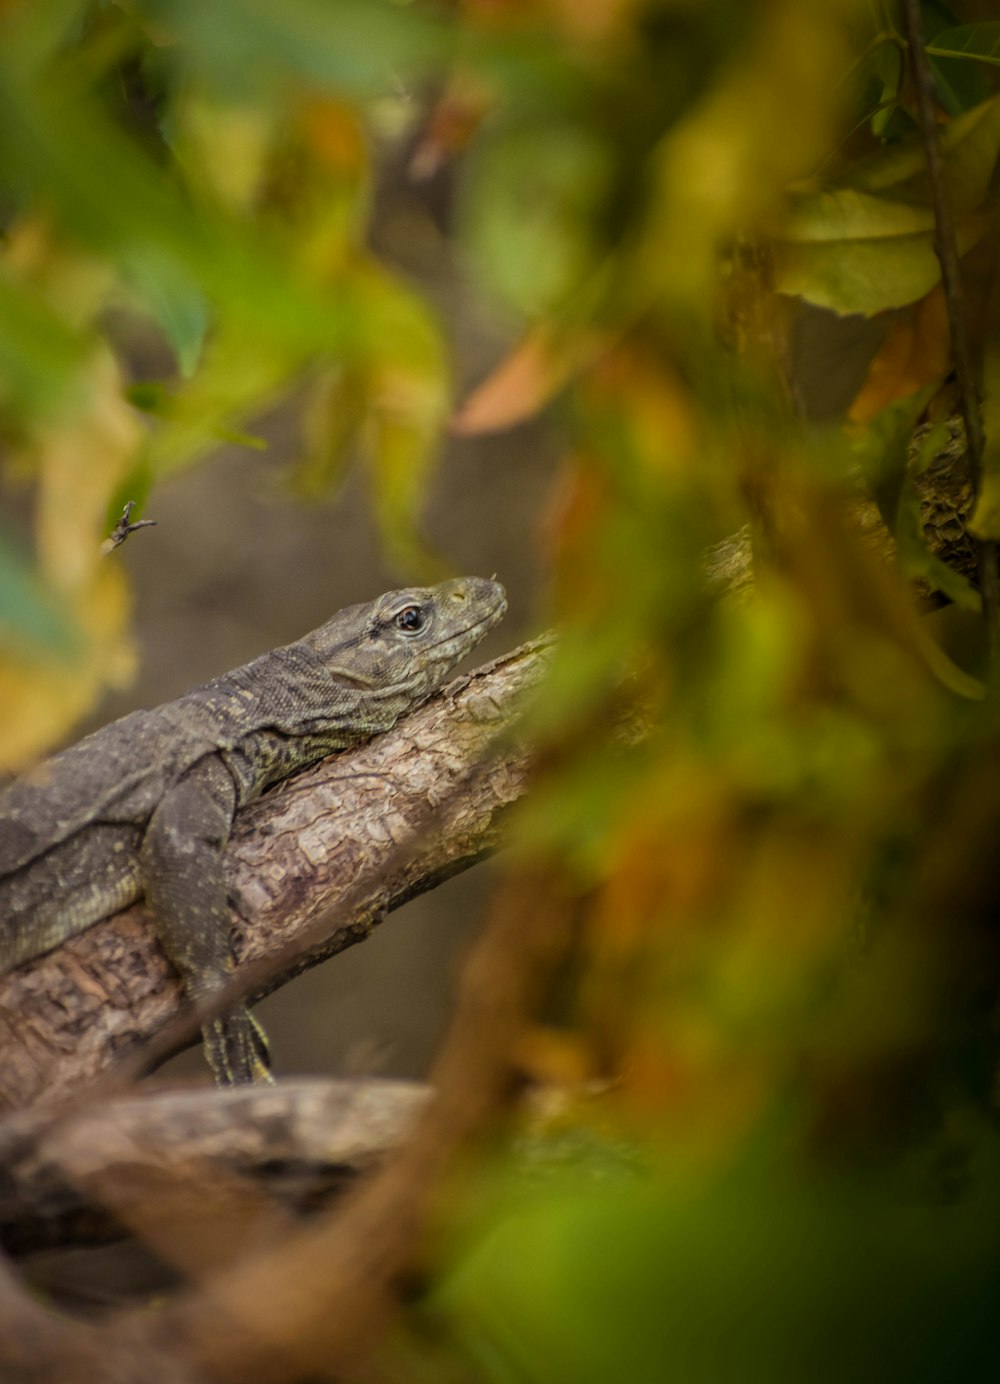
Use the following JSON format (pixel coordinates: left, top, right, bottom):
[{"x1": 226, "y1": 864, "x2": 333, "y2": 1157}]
[{"x1": 204, "y1": 1006, "x2": 274, "y2": 1086}]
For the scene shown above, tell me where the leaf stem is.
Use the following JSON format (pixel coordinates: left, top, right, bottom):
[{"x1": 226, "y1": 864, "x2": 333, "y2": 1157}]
[{"x1": 901, "y1": 0, "x2": 1000, "y2": 688}]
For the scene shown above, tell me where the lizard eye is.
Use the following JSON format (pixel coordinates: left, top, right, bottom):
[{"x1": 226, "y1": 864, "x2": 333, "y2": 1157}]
[{"x1": 395, "y1": 605, "x2": 425, "y2": 633}]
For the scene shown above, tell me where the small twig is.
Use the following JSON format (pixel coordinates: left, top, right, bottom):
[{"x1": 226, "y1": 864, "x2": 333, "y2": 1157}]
[
  {"x1": 901, "y1": 0, "x2": 1000, "y2": 682},
  {"x1": 150, "y1": 866, "x2": 578, "y2": 1383},
  {"x1": 100, "y1": 500, "x2": 157, "y2": 555}
]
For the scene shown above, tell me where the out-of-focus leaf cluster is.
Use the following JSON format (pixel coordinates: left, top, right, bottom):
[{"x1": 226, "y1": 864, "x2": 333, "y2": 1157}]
[
  {"x1": 412, "y1": 1, "x2": 1000, "y2": 1379},
  {"x1": 3, "y1": 0, "x2": 1000, "y2": 1378},
  {"x1": 0, "y1": 0, "x2": 452, "y2": 767},
  {"x1": 437, "y1": 1147, "x2": 1000, "y2": 1384}
]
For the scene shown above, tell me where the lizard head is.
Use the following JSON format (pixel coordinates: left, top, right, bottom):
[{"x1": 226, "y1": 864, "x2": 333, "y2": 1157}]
[{"x1": 304, "y1": 576, "x2": 508, "y2": 701}]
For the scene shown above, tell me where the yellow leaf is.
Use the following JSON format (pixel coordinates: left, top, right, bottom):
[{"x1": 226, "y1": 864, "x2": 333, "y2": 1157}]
[
  {"x1": 175, "y1": 93, "x2": 275, "y2": 211},
  {"x1": 354, "y1": 267, "x2": 449, "y2": 572},
  {"x1": 774, "y1": 213, "x2": 989, "y2": 317},
  {"x1": 34, "y1": 350, "x2": 143, "y2": 593},
  {"x1": 0, "y1": 564, "x2": 133, "y2": 773},
  {"x1": 0, "y1": 348, "x2": 141, "y2": 770},
  {"x1": 294, "y1": 364, "x2": 367, "y2": 498},
  {"x1": 639, "y1": 2, "x2": 855, "y2": 314}
]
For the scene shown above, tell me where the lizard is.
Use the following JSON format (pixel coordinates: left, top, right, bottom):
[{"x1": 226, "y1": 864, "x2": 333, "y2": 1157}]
[{"x1": 0, "y1": 575, "x2": 507, "y2": 1086}]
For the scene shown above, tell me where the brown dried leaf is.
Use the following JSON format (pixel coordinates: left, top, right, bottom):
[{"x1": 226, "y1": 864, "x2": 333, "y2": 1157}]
[{"x1": 848, "y1": 285, "x2": 951, "y2": 426}]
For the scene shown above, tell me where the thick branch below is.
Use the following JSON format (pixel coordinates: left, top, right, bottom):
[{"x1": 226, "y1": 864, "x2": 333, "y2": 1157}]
[
  {"x1": 0, "y1": 1077, "x2": 428, "y2": 1258},
  {"x1": 0, "y1": 640, "x2": 550, "y2": 1112}
]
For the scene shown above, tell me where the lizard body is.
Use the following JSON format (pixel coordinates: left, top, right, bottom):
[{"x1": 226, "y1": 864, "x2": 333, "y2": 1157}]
[{"x1": 0, "y1": 576, "x2": 507, "y2": 1084}]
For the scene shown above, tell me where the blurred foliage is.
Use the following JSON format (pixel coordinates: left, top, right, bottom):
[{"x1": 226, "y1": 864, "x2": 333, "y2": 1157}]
[
  {"x1": 0, "y1": 0, "x2": 452, "y2": 767},
  {"x1": 436, "y1": 1138, "x2": 1000, "y2": 1384},
  {"x1": 4, "y1": 0, "x2": 1000, "y2": 1380},
  {"x1": 426, "y1": 1, "x2": 1000, "y2": 1380}
]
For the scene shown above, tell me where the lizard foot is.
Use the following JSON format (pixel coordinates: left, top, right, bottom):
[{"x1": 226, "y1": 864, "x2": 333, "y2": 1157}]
[{"x1": 203, "y1": 1005, "x2": 274, "y2": 1086}]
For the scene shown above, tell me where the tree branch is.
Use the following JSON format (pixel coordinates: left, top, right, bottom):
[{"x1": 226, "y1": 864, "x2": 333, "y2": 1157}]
[
  {"x1": 0, "y1": 1077, "x2": 427, "y2": 1257},
  {"x1": 0, "y1": 638, "x2": 551, "y2": 1112},
  {"x1": 145, "y1": 867, "x2": 579, "y2": 1384}
]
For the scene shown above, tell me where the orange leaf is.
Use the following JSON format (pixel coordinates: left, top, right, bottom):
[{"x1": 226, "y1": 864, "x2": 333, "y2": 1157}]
[
  {"x1": 543, "y1": 0, "x2": 642, "y2": 45},
  {"x1": 848, "y1": 284, "x2": 951, "y2": 425},
  {"x1": 513, "y1": 1025, "x2": 598, "y2": 1087},
  {"x1": 299, "y1": 96, "x2": 367, "y2": 179},
  {"x1": 409, "y1": 74, "x2": 493, "y2": 181},
  {"x1": 451, "y1": 327, "x2": 580, "y2": 435}
]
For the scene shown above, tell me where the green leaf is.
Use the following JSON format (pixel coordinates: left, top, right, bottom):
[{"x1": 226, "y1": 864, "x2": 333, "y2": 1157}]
[
  {"x1": 0, "y1": 54, "x2": 363, "y2": 367},
  {"x1": 135, "y1": 0, "x2": 451, "y2": 101},
  {"x1": 919, "y1": 5, "x2": 990, "y2": 114},
  {"x1": 293, "y1": 365, "x2": 367, "y2": 500},
  {"x1": 125, "y1": 381, "x2": 171, "y2": 414},
  {"x1": 463, "y1": 121, "x2": 610, "y2": 318},
  {"x1": 0, "y1": 271, "x2": 90, "y2": 419},
  {"x1": 439, "y1": 1152, "x2": 1000, "y2": 1384},
  {"x1": 969, "y1": 339, "x2": 1000, "y2": 540},
  {"x1": 776, "y1": 96, "x2": 1000, "y2": 315},
  {"x1": 852, "y1": 386, "x2": 934, "y2": 525},
  {"x1": 852, "y1": 392, "x2": 983, "y2": 636},
  {"x1": 124, "y1": 255, "x2": 209, "y2": 377},
  {"x1": 785, "y1": 189, "x2": 936, "y2": 242},
  {"x1": 869, "y1": 39, "x2": 903, "y2": 136},
  {"x1": 928, "y1": 23, "x2": 1000, "y2": 68},
  {"x1": 927, "y1": 51, "x2": 989, "y2": 118},
  {"x1": 775, "y1": 218, "x2": 985, "y2": 316},
  {"x1": 895, "y1": 480, "x2": 982, "y2": 614},
  {"x1": 0, "y1": 533, "x2": 77, "y2": 656},
  {"x1": 848, "y1": 95, "x2": 1000, "y2": 212}
]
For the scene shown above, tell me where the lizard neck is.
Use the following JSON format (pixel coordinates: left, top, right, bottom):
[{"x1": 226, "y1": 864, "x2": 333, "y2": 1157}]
[{"x1": 218, "y1": 646, "x2": 424, "y2": 805}]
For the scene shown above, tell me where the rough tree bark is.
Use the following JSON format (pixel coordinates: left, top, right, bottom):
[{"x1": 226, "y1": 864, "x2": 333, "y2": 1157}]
[
  {"x1": 0, "y1": 1077, "x2": 428, "y2": 1256},
  {"x1": 0, "y1": 638, "x2": 551, "y2": 1112}
]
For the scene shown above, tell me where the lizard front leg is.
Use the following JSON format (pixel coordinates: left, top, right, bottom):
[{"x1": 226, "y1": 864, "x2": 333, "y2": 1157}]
[{"x1": 140, "y1": 757, "x2": 272, "y2": 1086}]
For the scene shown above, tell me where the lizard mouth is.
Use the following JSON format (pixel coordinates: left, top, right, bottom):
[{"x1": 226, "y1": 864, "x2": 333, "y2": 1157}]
[
  {"x1": 466, "y1": 589, "x2": 508, "y2": 631},
  {"x1": 438, "y1": 583, "x2": 508, "y2": 647}
]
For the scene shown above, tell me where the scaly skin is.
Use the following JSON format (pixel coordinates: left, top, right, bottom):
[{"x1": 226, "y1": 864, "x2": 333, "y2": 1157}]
[{"x1": 0, "y1": 576, "x2": 507, "y2": 1084}]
